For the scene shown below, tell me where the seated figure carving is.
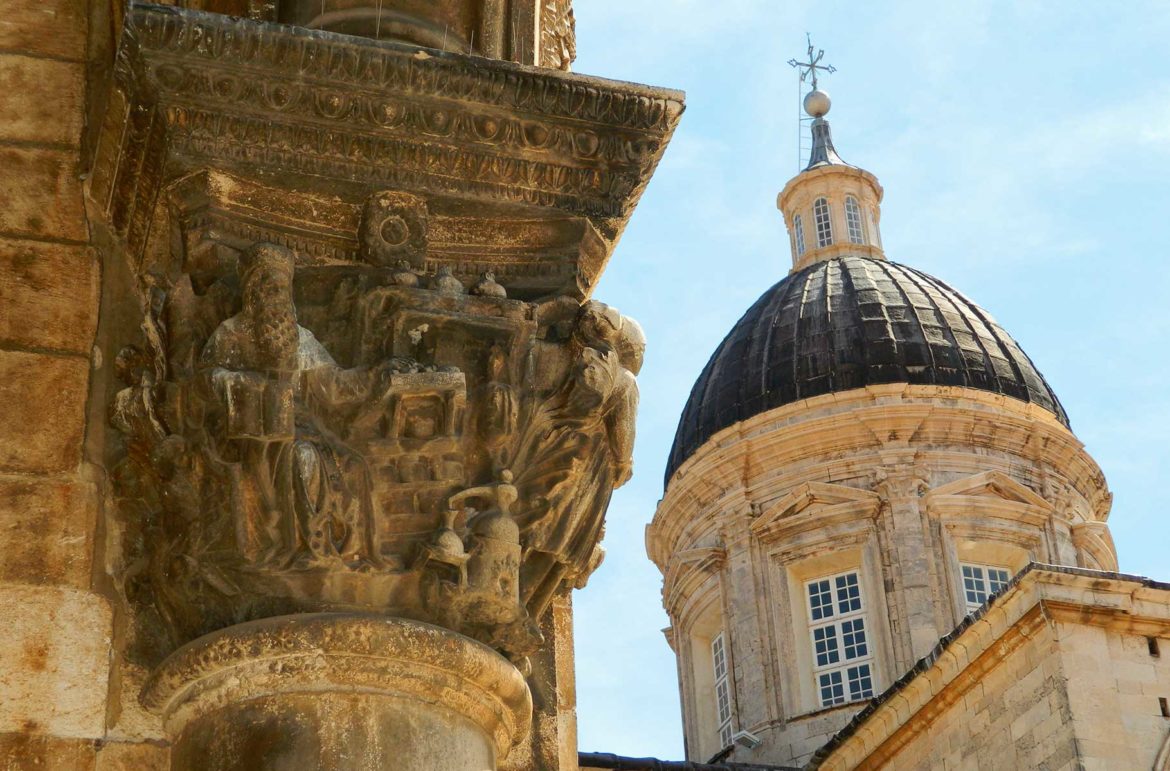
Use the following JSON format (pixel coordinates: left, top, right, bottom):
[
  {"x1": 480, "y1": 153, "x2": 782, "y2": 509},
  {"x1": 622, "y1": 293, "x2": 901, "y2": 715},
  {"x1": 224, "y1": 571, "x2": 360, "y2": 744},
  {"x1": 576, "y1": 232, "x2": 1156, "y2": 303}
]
[{"x1": 200, "y1": 243, "x2": 382, "y2": 569}]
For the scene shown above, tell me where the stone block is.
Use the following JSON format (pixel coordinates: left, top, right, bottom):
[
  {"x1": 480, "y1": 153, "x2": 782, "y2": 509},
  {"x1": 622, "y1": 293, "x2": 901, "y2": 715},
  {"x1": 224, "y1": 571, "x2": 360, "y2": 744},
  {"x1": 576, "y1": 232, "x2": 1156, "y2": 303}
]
[
  {"x1": 0, "y1": 55, "x2": 84, "y2": 146},
  {"x1": 0, "y1": 475, "x2": 95, "y2": 587},
  {"x1": 0, "y1": 351, "x2": 89, "y2": 474},
  {"x1": 0, "y1": 584, "x2": 111, "y2": 738},
  {"x1": 0, "y1": 147, "x2": 85, "y2": 241},
  {"x1": 0, "y1": 732, "x2": 95, "y2": 769},
  {"x1": 0, "y1": 238, "x2": 98, "y2": 354},
  {"x1": 0, "y1": 0, "x2": 87, "y2": 61},
  {"x1": 95, "y1": 741, "x2": 169, "y2": 771}
]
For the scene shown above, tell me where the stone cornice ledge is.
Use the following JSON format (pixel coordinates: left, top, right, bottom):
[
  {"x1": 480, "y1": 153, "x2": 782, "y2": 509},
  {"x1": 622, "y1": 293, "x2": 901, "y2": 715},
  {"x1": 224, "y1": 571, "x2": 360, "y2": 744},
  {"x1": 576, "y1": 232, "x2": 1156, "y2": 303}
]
[
  {"x1": 652, "y1": 385, "x2": 1111, "y2": 568},
  {"x1": 90, "y1": 2, "x2": 684, "y2": 262},
  {"x1": 806, "y1": 565, "x2": 1170, "y2": 770}
]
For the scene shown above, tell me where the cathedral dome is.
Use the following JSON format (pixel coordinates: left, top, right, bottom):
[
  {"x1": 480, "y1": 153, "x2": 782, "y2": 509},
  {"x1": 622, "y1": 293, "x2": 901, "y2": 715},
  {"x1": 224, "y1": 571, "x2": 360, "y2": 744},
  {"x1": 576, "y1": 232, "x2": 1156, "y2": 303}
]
[{"x1": 665, "y1": 255, "x2": 1068, "y2": 482}]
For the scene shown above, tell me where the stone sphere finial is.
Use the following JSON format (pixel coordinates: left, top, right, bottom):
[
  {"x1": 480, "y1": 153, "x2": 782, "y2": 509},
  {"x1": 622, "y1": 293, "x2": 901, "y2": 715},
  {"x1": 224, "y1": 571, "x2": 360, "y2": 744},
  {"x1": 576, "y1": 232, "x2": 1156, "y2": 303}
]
[{"x1": 803, "y1": 89, "x2": 831, "y2": 118}]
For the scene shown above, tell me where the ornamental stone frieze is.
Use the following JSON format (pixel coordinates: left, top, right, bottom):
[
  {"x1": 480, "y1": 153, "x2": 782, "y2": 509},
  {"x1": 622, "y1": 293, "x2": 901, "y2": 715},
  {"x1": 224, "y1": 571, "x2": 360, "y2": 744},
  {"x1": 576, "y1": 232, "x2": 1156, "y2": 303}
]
[
  {"x1": 91, "y1": 4, "x2": 682, "y2": 295},
  {"x1": 89, "y1": 4, "x2": 681, "y2": 767}
]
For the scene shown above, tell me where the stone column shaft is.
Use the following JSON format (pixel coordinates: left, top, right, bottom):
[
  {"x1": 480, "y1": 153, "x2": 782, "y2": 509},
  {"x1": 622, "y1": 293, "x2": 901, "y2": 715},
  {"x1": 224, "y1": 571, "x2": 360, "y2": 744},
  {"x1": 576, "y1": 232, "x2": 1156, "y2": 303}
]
[{"x1": 143, "y1": 614, "x2": 532, "y2": 771}]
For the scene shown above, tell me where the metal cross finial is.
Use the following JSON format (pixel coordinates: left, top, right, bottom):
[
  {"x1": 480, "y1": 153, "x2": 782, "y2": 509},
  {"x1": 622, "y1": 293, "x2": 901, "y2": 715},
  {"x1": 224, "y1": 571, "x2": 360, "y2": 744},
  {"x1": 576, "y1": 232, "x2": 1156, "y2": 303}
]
[{"x1": 787, "y1": 33, "x2": 836, "y2": 90}]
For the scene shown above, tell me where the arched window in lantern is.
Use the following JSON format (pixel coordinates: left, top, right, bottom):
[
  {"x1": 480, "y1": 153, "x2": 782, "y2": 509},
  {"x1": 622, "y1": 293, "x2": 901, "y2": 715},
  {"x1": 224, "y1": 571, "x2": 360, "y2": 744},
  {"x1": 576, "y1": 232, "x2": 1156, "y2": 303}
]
[
  {"x1": 845, "y1": 195, "x2": 866, "y2": 245},
  {"x1": 814, "y1": 197, "x2": 834, "y2": 247}
]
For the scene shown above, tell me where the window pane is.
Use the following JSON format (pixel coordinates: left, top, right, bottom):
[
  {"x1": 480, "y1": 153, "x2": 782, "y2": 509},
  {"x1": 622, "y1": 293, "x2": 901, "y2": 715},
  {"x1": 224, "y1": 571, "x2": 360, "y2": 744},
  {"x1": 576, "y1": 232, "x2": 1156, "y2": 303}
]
[
  {"x1": 847, "y1": 664, "x2": 874, "y2": 700},
  {"x1": 794, "y1": 215, "x2": 806, "y2": 256},
  {"x1": 845, "y1": 196, "x2": 865, "y2": 244},
  {"x1": 712, "y1": 631, "x2": 732, "y2": 745},
  {"x1": 809, "y1": 579, "x2": 833, "y2": 620},
  {"x1": 962, "y1": 565, "x2": 986, "y2": 607},
  {"x1": 836, "y1": 572, "x2": 862, "y2": 614},
  {"x1": 988, "y1": 568, "x2": 1011, "y2": 593},
  {"x1": 716, "y1": 680, "x2": 731, "y2": 723},
  {"x1": 841, "y1": 618, "x2": 868, "y2": 660},
  {"x1": 814, "y1": 197, "x2": 833, "y2": 247},
  {"x1": 712, "y1": 634, "x2": 726, "y2": 680},
  {"x1": 813, "y1": 625, "x2": 841, "y2": 667},
  {"x1": 819, "y1": 671, "x2": 845, "y2": 707}
]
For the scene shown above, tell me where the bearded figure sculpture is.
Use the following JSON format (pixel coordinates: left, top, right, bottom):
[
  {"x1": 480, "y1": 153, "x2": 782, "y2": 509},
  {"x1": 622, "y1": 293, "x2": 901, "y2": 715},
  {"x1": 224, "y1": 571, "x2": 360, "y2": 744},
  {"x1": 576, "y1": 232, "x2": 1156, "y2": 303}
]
[{"x1": 200, "y1": 242, "x2": 383, "y2": 569}]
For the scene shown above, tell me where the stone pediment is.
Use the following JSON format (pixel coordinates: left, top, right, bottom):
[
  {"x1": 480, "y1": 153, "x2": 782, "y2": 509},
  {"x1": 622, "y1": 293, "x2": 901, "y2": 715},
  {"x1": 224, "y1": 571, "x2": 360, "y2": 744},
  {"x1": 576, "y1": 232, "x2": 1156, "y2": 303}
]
[
  {"x1": 750, "y1": 481, "x2": 881, "y2": 543},
  {"x1": 925, "y1": 471, "x2": 1053, "y2": 525},
  {"x1": 928, "y1": 471, "x2": 1052, "y2": 507},
  {"x1": 675, "y1": 546, "x2": 727, "y2": 573},
  {"x1": 662, "y1": 545, "x2": 726, "y2": 610},
  {"x1": 89, "y1": 3, "x2": 683, "y2": 298}
]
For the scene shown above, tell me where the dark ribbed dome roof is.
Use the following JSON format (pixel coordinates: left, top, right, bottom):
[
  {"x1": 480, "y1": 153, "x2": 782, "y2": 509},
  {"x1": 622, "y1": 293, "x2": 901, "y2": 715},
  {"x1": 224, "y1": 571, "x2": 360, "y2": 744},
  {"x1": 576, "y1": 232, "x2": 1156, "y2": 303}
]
[{"x1": 666, "y1": 256, "x2": 1068, "y2": 483}]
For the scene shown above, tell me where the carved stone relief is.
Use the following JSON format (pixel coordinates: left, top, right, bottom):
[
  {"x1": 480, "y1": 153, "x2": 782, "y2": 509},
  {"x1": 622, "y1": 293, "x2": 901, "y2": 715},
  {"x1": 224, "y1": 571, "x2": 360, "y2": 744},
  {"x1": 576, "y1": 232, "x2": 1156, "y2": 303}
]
[
  {"x1": 110, "y1": 187, "x2": 642, "y2": 665},
  {"x1": 539, "y1": 1, "x2": 576, "y2": 71},
  {"x1": 88, "y1": 13, "x2": 679, "y2": 763}
]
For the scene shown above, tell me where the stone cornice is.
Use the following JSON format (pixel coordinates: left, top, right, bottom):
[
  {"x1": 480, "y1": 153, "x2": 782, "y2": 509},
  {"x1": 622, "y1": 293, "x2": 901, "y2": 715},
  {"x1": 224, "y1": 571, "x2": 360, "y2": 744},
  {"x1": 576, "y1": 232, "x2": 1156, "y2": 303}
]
[
  {"x1": 651, "y1": 385, "x2": 1111, "y2": 568},
  {"x1": 777, "y1": 163, "x2": 884, "y2": 212},
  {"x1": 89, "y1": 3, "x2": 683, "y2": 294}
]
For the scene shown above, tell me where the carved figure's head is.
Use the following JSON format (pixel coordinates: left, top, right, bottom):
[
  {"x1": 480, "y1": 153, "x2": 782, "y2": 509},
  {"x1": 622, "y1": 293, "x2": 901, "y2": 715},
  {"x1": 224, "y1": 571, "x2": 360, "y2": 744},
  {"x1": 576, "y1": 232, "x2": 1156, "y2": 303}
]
[
  {"x1": 487, "y1": 342, "x2": 507, "y2": 380},
  {"x1": 575, "y1": 300, "x2": 622, "y2": 349},
  {"x1": 239, "y1": 243, "x2": 294, "y2": 309},
  {"x1": 238, "y1": 243, "x2": 298, "y2": 369},
  {"x1": 616, "y1": 315, "x2": 646, "y2": 376},
  {"x1": 575, "y1": 301, "x2": 644, "y2": 375},
  {"x1": 568, "y1": 346, "x2": 617, "y2": 413}
]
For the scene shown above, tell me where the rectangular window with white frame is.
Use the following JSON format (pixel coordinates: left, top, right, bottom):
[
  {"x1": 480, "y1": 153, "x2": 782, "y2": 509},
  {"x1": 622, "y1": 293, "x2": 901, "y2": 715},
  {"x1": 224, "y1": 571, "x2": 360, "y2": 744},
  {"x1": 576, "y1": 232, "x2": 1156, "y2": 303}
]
[
  {"x1": 711, "y1": 632, "x2": 733, "y2": 747},
  {"x1": 960, "y1": 563, "x2": 1011, "y2": 612},
  {"x1": 805, "y1": 570, "x2": 875, "y2": 708}
]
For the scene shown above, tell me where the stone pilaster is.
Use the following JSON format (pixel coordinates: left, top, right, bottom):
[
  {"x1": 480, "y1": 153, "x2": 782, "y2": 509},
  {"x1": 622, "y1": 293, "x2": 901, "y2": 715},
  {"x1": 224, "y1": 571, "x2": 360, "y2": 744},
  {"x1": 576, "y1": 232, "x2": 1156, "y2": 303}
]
[{"x1": 875, "y1": 462, "x2": 939, "y2": 664}]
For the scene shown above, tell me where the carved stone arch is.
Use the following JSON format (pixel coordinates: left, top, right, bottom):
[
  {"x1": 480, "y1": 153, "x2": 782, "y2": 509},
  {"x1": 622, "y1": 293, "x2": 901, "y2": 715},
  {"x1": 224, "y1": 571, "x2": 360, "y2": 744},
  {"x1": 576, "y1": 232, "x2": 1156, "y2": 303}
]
[{"x1": 662, "y1": 545, "x2": 727, "y2": 615}]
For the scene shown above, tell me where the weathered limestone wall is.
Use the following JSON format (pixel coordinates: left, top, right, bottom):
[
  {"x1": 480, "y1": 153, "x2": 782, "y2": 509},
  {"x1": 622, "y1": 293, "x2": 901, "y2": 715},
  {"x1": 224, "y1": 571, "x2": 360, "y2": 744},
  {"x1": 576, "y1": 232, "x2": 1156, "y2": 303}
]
[
  {"x1": 0, "y1": 0, "x2": 111, "y2": 765},
  {"x1": 844, "y1": 610, "x2": 1077, "y2": 770},
  {"x1": 1058, "y1": 617, "x2": 1170, "y2": 768}
]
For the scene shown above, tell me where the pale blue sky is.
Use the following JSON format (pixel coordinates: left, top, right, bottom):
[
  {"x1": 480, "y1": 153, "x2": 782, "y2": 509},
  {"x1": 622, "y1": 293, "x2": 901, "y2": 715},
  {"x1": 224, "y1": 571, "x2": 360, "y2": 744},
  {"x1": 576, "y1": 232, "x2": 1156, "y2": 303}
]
[{"x1": 567, "y1": 0, "x2": 1170, "y2": 759}]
